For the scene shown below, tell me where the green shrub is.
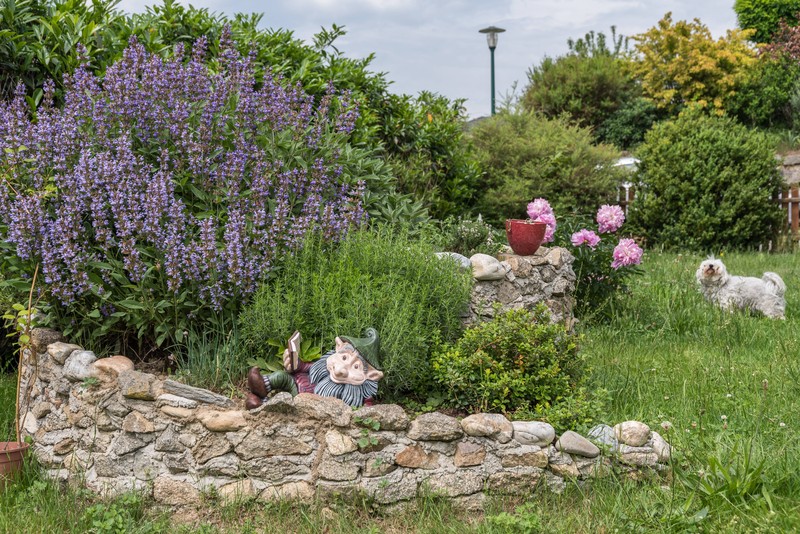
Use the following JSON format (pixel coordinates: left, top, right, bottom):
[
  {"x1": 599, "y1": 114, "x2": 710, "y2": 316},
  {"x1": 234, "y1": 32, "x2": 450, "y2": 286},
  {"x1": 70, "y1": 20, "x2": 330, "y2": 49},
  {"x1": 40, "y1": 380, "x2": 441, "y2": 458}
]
[
  {"x1": 433, "y1": 215, "x2": 504, "y2": 258},
  {"x1": 630, "y1": 109, "x2": 784, "y2": 250},
  {"x1": 727, "y1": 55, "x2": 800, "y2": 129},
  {"x1": 596, "y1": 97, "x2": 664, "y2": 149},
  {"x1": 431, "y1": 306, "x2": 602, "y2": 428},
  {"x1": 238, "y1": 228, "x2": 473, "y2": 397},
  {"x1": 469, "y1": 111, "x2": 623, "y2": 225}
]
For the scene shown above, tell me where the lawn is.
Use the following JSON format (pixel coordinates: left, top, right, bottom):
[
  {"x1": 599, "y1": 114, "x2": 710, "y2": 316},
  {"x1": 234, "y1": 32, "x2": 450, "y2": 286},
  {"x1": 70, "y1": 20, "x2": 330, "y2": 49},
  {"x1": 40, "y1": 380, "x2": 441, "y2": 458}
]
[{"x1": 1, "y1": 251, "x2": 799, "y2": 532}]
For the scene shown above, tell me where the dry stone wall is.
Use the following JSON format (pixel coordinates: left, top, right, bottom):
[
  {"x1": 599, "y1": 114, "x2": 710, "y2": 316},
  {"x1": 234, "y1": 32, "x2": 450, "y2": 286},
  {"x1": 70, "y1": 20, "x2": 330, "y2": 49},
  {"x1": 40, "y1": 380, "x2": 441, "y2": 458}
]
[
  {"x1": 467, "y1": 246, "x2": 576, "y2": 325},
  {"x1": 18, "y1": 328, "x2": 670, "y2": 508}
]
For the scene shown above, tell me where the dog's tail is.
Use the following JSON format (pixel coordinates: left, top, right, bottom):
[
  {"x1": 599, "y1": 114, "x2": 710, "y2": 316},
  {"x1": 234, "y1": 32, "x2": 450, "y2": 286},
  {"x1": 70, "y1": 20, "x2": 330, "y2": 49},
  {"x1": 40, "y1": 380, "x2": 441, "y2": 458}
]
[{"x1": 762, "y1": 272, "x2": 786, "y2": 296}]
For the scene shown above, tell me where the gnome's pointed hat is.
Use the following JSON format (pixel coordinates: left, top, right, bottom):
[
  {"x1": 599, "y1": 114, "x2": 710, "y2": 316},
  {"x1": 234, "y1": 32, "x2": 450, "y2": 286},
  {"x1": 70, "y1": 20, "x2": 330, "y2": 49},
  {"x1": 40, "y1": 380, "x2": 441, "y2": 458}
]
[{"x1": 341, "y1": 328, "x2": 381, "y2": 371}]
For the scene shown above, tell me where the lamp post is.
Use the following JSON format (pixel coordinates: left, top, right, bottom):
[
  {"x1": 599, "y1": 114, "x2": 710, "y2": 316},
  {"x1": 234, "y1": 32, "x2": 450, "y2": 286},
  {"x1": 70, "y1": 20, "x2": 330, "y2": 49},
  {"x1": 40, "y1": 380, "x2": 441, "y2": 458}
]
[{"x1": 479, "y1": 26, "x2": 505, "y2": 115}]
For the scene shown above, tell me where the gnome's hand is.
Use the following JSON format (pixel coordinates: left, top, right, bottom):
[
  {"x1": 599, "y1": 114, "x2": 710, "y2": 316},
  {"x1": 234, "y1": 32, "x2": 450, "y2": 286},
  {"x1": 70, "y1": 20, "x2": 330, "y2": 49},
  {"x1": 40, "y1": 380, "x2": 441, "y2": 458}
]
[{"x1": 282, "y1": 348, "x2": 293, "y2": 372}]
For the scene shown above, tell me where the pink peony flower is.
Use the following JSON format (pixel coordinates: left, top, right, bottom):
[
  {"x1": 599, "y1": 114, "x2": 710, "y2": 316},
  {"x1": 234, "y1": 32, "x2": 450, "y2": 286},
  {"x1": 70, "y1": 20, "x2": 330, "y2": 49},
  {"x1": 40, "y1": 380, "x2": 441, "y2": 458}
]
[
  {"x1": 611, "y1": 238, "x2": 643, "y2": 269},
  {"x1": 526, "y1": 198, "x2": 556, "y2": 243},
  {"x1": 571, "y1": 229, "x2": 601, "y2": 249},
  {"x1": 596, "y1": 204, "x2": 625, "y2": 234}
]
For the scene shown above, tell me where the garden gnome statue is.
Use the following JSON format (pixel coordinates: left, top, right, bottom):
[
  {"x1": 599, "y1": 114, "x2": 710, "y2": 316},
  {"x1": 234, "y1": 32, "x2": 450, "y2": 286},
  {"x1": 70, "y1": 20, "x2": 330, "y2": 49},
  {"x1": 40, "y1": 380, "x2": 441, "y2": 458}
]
[{"x1": 246, "y1": 328, "x2": 383, "y2": 409}]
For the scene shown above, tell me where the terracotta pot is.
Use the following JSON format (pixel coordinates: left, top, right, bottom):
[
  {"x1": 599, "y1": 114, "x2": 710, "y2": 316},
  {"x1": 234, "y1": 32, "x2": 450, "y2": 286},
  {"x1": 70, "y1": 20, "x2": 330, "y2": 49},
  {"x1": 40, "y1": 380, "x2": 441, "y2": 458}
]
[
  {"x1": 505, "y1": 219, "x2": 546, "y2": 256},
  {"x1": 0, "y1": 442, "x2": 29, "y2": 489}
]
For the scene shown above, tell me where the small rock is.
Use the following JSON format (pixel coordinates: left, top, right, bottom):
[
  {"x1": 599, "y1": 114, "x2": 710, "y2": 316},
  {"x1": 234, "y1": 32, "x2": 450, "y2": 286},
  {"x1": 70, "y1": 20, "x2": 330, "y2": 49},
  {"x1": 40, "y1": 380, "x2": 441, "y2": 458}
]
[
  {"x1": 219, "y1": 479, "x2": 257, "y2": 503},
  {"x1": 513, "y1": 421, "x2": 555, "y2": 447},
  {"x1": 435, "y1": 252, "x2": 471, "y2": 270},
  {"x1": 407, "y1": 412, "x2": 463, "y2": 441},
  {"x1": 156, "y1": 394, "x2": 198, "y2": 409},
  {"x1": 555, "y1": 430, "x2": 600, "y2": 458},
  {"x1": 119, "y1": 370, "x2": 156, "y2": 400},
  {"x1": 30, "y1": 328, "x2": 65, "y2": 354},
  {"x1": 261, "y1": 392, "x2": 295, "y2": 413},
  {"x1": 62, "y1": 350, "x2": 97, "y2": 382},
  {"x1": 461, "y1": 413, "x2": 513, "y2": 443},
  {"x1": 454, "y1": 442, "x2": 486, "y2": 467},
  {"x1": 122, "y1": 411, "x2": 155, "y2": 434},
  {"x1": 92, "y1": 356, "x2": 135, "y2": 382},
  {"x1": 162, "y1": 380, "x2": 235, "y2": 408},
  {"x1": 294, "y1": 393, "x2": 351, "y2": 427},
  {"x1": 619, "y1": 444, "x2": 659, "y2": 467},
  {"x1": 354, "y1": 404, "x2": 409, "y2": 431},
  {"x1": 470, "y1": 253, "x2": 507, "y2": 281},
  {"x1": 160, "y1": 406, "x2": 194, "y2": 421},
  {"x1": 588, "y1": 424, "x2": 618, "y2": 449},
  {"x1": 325, "y1": 429, "x2": 358, "y2": 456},
  {"x1": 395, "y1": 444, "x2": 439, "y2": 469},
  {"x1": 499, "y1": 446, "x2": 548, "y2": 468},
  {"x1": 651, "y1": 431, "x2": 671, "y2": 463},
  {"x1": 47, "y1": 342, "x2": 82, "y2": 364},
  {"x1": 614, "y1": 421, "x2": 651, "y2": 447},
  {"x1": 153, "y1": 476, "x2": 200, "y2": 506},
  {"x1": 196, "y1": 409, "x2": 247, "y2": 432}
]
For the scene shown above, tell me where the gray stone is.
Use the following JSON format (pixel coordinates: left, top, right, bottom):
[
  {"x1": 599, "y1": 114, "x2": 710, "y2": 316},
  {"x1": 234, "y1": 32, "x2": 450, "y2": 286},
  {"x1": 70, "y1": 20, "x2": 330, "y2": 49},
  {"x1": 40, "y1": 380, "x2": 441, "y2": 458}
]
[
  {"x1": 470, "y1": 253, "x2": 507, "y2": 280},
  {"x1": 461, "y1": 413, "x2": 513, "y2": 443},
  {"x1": 261, "y1": 392, "x2": 295, "y2": 413},
  {"x1": 63, "y1": 350, "x2": 97, "y2": 382},
  {"x1": 156, "y1": 394, "x2": 198, "y2": 409},
  {"x1": 588, "y1": 424, "x2": 617, "y2": 449},
  {"x1": 30, "y1": 328, "x2": 66, "y2": 354},
  {"x1": 235, "y1": 428, "x2": 313, "y2": 460},
  {"x1": 114, "y1": 432, "x2": 152, "y2": 456},
  {"x1": 218, "y1": 479, "x2": 257, "y2": 503},
  {"x1": 487, "y1": 467, "x2": 543, "y2": 494},
  {"x1": 319, "y1": 457, "x2": 360, "y2": 481},
  {"x1": 360, "y1": 470, "x2": 418, "y2": 504},
  {"x1": 325, "y1": 429, "x2": 358, "y2": 456},
  {"x1": 192, "y1": 433, "x2": 232, "y2": 464},
  {"x1": 555, "y1": 430, "x2": 600, "y2": 458},
  {"x1": 651, "y1": 431, "x2": 671, "y2": 463},
  {"x1": 435, "y1": 252, "x2": 471, "y2": 270},
  {"x1": 512, "y1": 421, "x2": 555, "y2": 447},
  {"x1": 407, "y1": 412, "x2": 463, "y2": 441},
  {"x1": 162, "y1": 380, "x2": 235, "y2": 408},
  {"x1": 155, "y1": 426, "x2": 185, "y2": 453},
  {"x1": 261, "y1": 481, "x2": 315, "y2": 502},
  {"x1": 499, "y1": 446, "x2": 548, "y2": 468},
  {"x1": 153, "y1": 476, "x2": 200, "y2": 506},
  {"x1": 619, "y1": 444, "x2": 659, "y2": 467},
  {"x1": 294, "y1": 394, "x2": 352, "y2": 427},
  {"x1": 614, "y1": 421, "x2": 651, "y2": 447},
  {"x1": 422, "y1": 470, "x2": 484, "y2": 497},
  {"x1": 198, "y1": 453, "x2": 240, "y2": 477},
  {"x1": 47, "y1": 342, "x2": 82, "y2": 364},
  {"x1": 354, "y1": 404, "x2": 409, "y2": 431},
  {"x1": 119, "y1": 370, "x2": 156, "y2": 400},
  {"x1": 122, "y1": 411, "x2": 154, "y2": 434}
]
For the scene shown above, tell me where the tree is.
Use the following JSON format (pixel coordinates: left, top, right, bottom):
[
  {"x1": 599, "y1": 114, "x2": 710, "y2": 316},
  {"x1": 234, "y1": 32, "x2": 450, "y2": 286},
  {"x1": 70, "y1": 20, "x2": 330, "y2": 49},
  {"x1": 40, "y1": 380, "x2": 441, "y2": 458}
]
[
  {"x1": 628, "y1": 13, "x2": 756, "y2": 115},
  {"x1": 735, "y1": 0, "x2": 800, "y2": 43},
  {"x1": 469, "y1": 111, "x2": 622, "y2": 225},
  {"x1": 522, "y1": 27, "x2": 637, "y2": 136}
]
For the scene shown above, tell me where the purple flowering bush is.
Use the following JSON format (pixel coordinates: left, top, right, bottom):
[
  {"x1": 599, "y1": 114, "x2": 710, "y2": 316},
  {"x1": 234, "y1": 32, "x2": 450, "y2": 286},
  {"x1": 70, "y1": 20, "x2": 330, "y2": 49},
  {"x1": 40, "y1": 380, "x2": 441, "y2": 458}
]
[
  {"x1": 545, "y1": 203, "x2": 644, "y2": 320},
  {"x1": 0, "y1": 33, "x2": 369, "y2": 351}
]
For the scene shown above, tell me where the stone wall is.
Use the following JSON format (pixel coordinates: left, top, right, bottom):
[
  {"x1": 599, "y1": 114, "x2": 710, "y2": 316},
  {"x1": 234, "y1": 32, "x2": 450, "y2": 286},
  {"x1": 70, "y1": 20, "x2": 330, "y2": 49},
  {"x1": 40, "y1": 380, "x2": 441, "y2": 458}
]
[
  {"x1": 468, "y1": 246, "x2": 576, "y2": 325},
  {"x1": 18, "y1": 329, "x2": 670, "y2": 508}
]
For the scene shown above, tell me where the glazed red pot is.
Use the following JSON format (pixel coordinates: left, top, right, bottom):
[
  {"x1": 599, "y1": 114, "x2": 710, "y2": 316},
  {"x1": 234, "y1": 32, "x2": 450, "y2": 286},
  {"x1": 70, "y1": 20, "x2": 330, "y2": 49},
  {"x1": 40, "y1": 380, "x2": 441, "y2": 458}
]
[
  {"x1": 0, "y1": 442, "x2": 29, "y2": 489},
  {"x1": 505, "y1": 219, "x2": 546, "y2": 256}
]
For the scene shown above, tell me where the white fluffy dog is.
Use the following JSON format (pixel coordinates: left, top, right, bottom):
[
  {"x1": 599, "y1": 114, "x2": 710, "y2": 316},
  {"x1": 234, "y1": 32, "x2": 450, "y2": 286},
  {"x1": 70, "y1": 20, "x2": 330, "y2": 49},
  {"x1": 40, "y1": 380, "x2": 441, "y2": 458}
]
[{"x1": 696, "y1": 258, "x2": 786, "y2": 319}]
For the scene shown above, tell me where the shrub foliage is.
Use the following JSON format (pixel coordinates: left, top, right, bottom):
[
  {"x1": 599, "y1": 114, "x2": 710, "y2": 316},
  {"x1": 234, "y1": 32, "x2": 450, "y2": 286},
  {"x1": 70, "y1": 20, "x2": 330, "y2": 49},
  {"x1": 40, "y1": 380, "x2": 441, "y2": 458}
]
[
  {"x1": 238, "y1": 228, "x2": 473, "y2": 397},
  {"x1": 431, "y1": 306, "x2": 600, "y2": 428},
  {"x1": 630, "y1": 110, "x2": 784, "y2": 250}
]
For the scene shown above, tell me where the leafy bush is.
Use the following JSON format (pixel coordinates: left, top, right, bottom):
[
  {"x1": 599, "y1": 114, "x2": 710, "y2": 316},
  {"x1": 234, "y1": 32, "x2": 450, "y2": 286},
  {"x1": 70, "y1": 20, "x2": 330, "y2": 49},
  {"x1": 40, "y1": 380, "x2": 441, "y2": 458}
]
[
  {"x1": 432, "y1": 215, "x2": 504, "y2": 258},
  {"x1": 431, "y1": 306, "x2": 602, "y2": 427},
  {"x1": 469, "y1": 111, "x2": 623, "y2": 225},
  {"x1": 630, "y1": 109, "x2": 784, "y2": 250},
  {"x1": 735, "y1": 0, "x2": 800, "y2": 44},
  {"x1": 0, "y1": 34, "x2": 368, "y2": 353},
  {"x1": 238, "y1": 228, "x2": 473, "y2": 397}
]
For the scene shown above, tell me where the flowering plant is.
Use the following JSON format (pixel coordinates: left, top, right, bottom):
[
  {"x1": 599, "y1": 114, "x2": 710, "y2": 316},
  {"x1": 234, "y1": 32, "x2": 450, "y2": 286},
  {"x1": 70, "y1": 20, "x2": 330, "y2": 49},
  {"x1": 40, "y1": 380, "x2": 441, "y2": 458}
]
[
  {"x1": 546, "y1": 203, "x2": 643, "y2": 320},
  {"x1": 0, "y1": 31, "x2": 369, "y2": 351}
]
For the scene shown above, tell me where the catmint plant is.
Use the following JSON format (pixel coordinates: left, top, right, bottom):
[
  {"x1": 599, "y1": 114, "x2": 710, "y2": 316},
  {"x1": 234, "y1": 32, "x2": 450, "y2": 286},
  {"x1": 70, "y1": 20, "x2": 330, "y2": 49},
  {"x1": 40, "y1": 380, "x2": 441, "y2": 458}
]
[{"x1": 0, "y1": 30, "x2": 367, "y2": 348}]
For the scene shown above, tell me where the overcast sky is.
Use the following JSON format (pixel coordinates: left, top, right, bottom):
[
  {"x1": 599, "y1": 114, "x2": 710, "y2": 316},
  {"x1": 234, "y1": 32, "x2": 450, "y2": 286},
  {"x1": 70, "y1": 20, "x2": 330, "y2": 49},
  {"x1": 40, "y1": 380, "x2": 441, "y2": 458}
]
[{"x1": 116, "y1": 0, "x2": 739, "y2": 118}]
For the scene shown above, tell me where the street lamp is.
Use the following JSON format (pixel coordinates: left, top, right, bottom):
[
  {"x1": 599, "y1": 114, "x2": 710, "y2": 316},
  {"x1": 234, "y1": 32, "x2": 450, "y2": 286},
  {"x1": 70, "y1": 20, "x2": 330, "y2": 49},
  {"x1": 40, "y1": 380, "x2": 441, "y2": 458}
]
[{"x1": 479, "y1": 25, "x2": 505, "y2": 115}]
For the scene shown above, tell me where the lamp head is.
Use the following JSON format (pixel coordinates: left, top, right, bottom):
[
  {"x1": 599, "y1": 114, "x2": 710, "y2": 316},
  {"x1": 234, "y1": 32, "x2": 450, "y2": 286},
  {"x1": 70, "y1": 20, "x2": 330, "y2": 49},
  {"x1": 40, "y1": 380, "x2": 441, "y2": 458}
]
[{"x1": 479, "y1": 26, "x2": 506, "y2": 49}]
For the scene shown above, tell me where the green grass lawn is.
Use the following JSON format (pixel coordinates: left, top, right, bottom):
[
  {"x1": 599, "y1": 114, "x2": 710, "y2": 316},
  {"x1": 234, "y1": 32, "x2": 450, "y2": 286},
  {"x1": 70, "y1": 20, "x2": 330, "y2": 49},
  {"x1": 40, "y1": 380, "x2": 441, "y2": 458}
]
[{"x1": 2, "y1": 251, "x2": 800, "y2": 532}]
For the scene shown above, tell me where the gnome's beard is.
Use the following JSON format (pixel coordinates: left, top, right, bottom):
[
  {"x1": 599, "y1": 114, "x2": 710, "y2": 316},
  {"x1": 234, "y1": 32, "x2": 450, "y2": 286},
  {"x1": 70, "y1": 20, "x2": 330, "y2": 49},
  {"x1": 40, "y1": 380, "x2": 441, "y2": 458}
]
[{"x1": 309, "y1": 352, "x2": 378, "y2": 407}]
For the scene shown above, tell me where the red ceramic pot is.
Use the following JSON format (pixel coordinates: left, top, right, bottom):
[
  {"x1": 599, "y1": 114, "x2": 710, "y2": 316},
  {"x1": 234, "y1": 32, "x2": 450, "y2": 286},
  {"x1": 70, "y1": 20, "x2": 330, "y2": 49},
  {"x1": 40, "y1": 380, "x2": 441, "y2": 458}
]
[
  {"x1": 0, "y1": 442, "x2": 29, "y2": 489},
  {"x1": 505, "y1": 219, "x2": 546, "y2": 256}
]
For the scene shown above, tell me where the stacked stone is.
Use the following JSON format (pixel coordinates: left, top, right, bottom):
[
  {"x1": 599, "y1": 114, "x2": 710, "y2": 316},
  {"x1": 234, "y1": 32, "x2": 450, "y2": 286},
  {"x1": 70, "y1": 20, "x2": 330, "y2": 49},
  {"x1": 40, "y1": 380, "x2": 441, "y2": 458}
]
[
  {"x1": 18, "y1": 329, "x2": 671, "y2": 509},
  {"x1": 467, "y1": 246, "x2": 576, "y2": 325}
]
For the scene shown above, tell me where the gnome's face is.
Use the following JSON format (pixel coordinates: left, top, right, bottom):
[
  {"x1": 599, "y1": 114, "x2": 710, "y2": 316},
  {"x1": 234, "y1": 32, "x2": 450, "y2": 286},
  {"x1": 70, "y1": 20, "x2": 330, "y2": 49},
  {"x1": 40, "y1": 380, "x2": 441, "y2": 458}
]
[{"x1": 326, "y1": 337, "x2": 384, "y2": 385}]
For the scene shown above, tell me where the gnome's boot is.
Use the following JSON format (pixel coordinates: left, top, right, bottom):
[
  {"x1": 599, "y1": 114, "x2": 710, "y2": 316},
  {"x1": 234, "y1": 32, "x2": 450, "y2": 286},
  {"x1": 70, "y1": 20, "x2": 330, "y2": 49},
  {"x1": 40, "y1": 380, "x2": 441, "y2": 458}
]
[{"x1": 246, "y1": 367, "x2": 299, "y2": 409}]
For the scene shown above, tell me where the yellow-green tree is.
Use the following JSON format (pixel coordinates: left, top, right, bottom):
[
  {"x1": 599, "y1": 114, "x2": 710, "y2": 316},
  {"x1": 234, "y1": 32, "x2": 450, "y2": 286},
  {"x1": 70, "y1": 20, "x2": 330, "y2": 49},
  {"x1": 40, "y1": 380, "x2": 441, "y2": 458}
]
[{"x1": 628, "y1": 13, "x2": 756, "y2": 114}]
